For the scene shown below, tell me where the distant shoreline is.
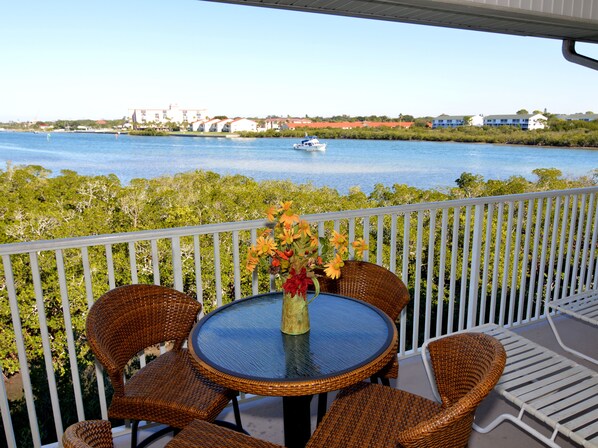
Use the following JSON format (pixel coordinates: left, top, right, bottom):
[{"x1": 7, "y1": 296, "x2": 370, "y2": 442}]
[
  {"x1": 1, "y1": 129, "x2": 239, "y2": 138},
  {"x1": 2, "y1": 128, "x2": 598, "y2": 149}
]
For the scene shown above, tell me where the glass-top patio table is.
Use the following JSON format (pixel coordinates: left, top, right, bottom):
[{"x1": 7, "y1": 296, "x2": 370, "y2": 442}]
[{"x1": 188, "y1": 291, "x2": 398, "y2": 448}]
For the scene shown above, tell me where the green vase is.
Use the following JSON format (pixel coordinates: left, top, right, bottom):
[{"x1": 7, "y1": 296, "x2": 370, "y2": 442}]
[{"x1": 281, "y1": 292, "x2": 310, "y2": 335}]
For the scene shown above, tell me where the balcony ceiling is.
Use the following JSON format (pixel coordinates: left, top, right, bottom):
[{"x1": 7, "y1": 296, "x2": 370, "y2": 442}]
[{"x1": 198, "y1": 0, "x2": 598, "y2": 44}]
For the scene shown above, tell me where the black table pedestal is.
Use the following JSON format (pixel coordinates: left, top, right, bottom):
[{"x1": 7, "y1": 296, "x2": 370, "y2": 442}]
[{"x1": 282, "y1": 395, "x2": 312, "y2": 448}]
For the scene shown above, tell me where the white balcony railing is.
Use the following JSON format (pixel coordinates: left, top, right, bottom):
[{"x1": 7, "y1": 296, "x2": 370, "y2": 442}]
[{"x1": 2, "y1": 186, "x2": 598, "y2": 447}]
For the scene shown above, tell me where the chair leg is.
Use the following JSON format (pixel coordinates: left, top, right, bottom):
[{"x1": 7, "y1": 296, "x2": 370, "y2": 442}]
[
  {"x1": 213, "y1": 395, "x2": 249, "y2": 435},
  {"x1": 370, "y1": 376, "x2": 379, "y2": 384},
  {"x1": 131, "y1": 420, "x2": 139, "y2": 448},
  {"x1": 146, "y1": 427, "x2": 178, "y2": 448},
  {"x1": 232, "y1": 395, "x2": 243, "y2": 431},
  {"x1": 317, "y1": 392, "x2": 328, "y2": 425},
  {"x1": 380, "y1": 377, "x2": 390, "y2": 387}
]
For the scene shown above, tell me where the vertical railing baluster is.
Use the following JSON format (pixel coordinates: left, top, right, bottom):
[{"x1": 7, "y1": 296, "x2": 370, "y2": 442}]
[
  {"x1": 0, "y1": 357, "x2": 16, "y2": 448},
  {"x1": 490, "y1": 203, "x2": 504, "y2": 323},
  {"x1": 171, "y1": 236, "x2": 184, "y2": 292},
  {"x1": 213, "y1": 233, "x2": 223, "y2": 306},
  {"x1": 400, "y1": 213, "x2": 410, "y2": 355},
  {"x1": 105, "y1": 244, "x2": 115, "y2": 289},
  {"x1": 348, "y1": 218, "x2": 356, "y2": 259},
  {"x1": 579, "y1": 193, "x2": 595, "y2": 290},
  {"x1": 412, "y1": 211, "x2": 424, "y2": 349},
  {"x1": 554, "y1": 196, "x2": 571, "y2": 300},
  {"x1": 55, "y1": 249, "x2": 85, "y2": 421},
  {"x1": 509, "y1": 202, "x2": 524, "y2": 326},
  {"x1": 128, "y1": 241, "x2": 138, "y2": 284},
  {"x1": 424, "y1": 210, "x2": 436, "y2": 340},
  {"x1": 459, "y1": 206, "x2": 472, "y2": 331},
  {"x1": 528, "y1": 198, "x2": 544, "y2": 321},
  {"x1": 377, "y1": 215, "x2": 384, "y2": 266},
  {"x1": 563, "y1": 196, "x2": 578, "y2": 297},
  {"x1": 362, "y1": 216, "x2": 370, "y2": 262},
  {"x1": 535, "y1": 198, "x2": 552, "y2": 318},
  {"x1": 194, "y1": 235, "x2": 204, "y2": 309},
  {"x1": 81, "y1": 247, "x2": 108, "y2": 419},
  {"x1": 545, "y1": 197, "x2": 562, "y2": 305},
  {"x1": 2, "y1": 255, "x2": 41, "y2": 447},
  {"x1": 468, "y1": 205, "x2": 484, "y2": 328},
  {"x1": 518, "y1": 200, "x2": 533, "y2": 324},
  {"x1": 317, "y1": 221, "x2": 325, "y2": 257},
  {"x1": 233, "y1": 230, "x2": 241, "y2": 301},
  {"x1": 448, "y1": 207, "x2": 460, "y2": 333},
  {"x1": 389, "y1": 214, "x2": 397, "y2": 272},
  {"x1": 151, "y1": 239, "x2": 160, "y2": 285},
  {"x1": 333, "y1": 219, "x2": 340, "y2": 235},
  {"x1": 500, "y1": 202, "x2": 514, "y2": 327},
  {"x1": 570, "y1": 194, "x2": 586, "y2": 295},
  {"x1": 479, "y1": 203, "x2": 494, "y2": 325},
  {"x1": 586, "y1": 194, "x2": 598, "y2": 290},
  {"x1": 250, "y1": 229, "x2": 258, "y2": 295},
  {"x1": 436, "y1": 209, "x2": 449, "y2": 335},
  {"x1": 29, "y1": 251, "x2": 63, "y2": 442}
]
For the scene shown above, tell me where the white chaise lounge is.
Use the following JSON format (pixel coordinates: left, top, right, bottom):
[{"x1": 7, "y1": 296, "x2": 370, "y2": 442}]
[
  {"x1": 547, "y1": 290, "x2": 598, "y2": 365},
  {"x1": 423, "y1": 324, "x2": 598, "y2": 448}
]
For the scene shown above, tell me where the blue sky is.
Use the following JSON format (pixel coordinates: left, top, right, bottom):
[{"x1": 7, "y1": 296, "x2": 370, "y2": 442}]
[{"x1": 2, "y1": 0, "x2": 597, "y2": 121}]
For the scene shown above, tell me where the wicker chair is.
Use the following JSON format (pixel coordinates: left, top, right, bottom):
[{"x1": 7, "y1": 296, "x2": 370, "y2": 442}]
[
  {"x1": 86, "y1": 284, "x2": 242, "y2": 448},
  {"x1": 315, "y1": 261, "x2": 410, "y2": 421},
  {"x1": 62, "y1": 420, "x2": 114, "y2": 448},
  {"x1": 166, "y1": 332, "x2": 506, "y2": 448}
]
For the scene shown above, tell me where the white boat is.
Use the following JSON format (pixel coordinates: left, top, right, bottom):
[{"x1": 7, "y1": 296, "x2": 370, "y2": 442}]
[{"x1": 293, "y1": 135, "x2": 326, "y2": 152}]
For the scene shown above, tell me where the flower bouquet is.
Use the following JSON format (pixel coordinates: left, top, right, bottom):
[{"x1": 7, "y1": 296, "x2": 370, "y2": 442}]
[{"x1": 246, "y1": 201, "x2": 367, "y2": 334}]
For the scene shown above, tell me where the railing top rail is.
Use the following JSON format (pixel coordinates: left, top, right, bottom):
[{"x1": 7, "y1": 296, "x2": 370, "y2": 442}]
[{"x1": 2, "y1": 187, "x2": 597, "y2": 256}]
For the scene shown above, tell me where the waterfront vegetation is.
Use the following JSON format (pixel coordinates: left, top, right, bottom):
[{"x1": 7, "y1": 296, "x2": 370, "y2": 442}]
[
  {"x1": 1, "y1": 164, "x2": 597, "y2": 445},
  {"x1": 240, "y1": 121, "x2": 598, "y2": 148},
  {"x1": 3, "y1": 115, "x2": 598, "y2": 148}
]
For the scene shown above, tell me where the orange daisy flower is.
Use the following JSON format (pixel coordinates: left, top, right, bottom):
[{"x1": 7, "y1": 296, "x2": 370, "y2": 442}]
[
  {"x1": 324, "y1": 254, "x2": 345, "y2": 279},
  {"x1": 265, "y1": 205, "x2": 277, "y2": 222},
  {"x1": 278, "y1": 226, "x2": 300, "y2": 245},
  {"x1": 297, "y1": 220, "x2": 312, "y2": 238},
  {"x1": 254, "y1": 235, "x2": 276, "y2": 257},
  {"x1": 246, "y1": 248, "x2": 259, "y2": 272},
  {"x1": 330, "y1": 231, "x2": 349, "y2": 255},
  {"x1": 352, "y1": 238, "x2": 368, "y2": 257}
]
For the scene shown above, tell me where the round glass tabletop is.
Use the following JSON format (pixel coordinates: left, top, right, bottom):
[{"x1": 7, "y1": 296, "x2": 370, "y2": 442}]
[{"x1": 190, "y1": 292, "x2": 395, "y2": 384}]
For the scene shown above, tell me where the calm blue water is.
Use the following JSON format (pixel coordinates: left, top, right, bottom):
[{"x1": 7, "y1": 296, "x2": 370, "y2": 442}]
[{"x1": 1, "y1": 131, "x2": 597, "y2": 194}]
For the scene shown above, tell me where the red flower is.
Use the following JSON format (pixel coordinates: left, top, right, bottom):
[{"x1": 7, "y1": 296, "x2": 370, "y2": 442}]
[{"x1": 282, "y1": 267, "x2": 313, "y2": 297}]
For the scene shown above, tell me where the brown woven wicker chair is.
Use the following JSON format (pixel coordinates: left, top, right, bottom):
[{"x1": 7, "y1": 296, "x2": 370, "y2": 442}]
[
  {"x1": 86, "y1": 284, "x2": 242, "y2": 448},
  {"x1": 166, "y1": 332, "x2": 505, "y2": 448},
  {"x1": 308, "y1": 332, "x2": 506, "y2": 447},
  {"x1": 62, "y1": 420, "x2": 114, "y2": 448},
  {"x1": 315, "y1": 261, "x2": 410, "y2": 421}
]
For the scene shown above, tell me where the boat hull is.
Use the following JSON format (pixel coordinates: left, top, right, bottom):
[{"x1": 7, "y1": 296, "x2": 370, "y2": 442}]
[{"x1": 293, "y1": 143, "x2": 326, "y2": 151}]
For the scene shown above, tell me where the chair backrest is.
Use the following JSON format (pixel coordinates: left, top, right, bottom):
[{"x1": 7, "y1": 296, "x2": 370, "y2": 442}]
[
  {"x1": 62, "y1": 420, "x2": 114, "y2": 448},
  {"x1": 397, "y1": 333, "x2": 506, "y2": 447},
  {"x1": 85, "y1": 284, "x2": 201, "y2": 393},
  {"x1": 317, "y1": 261, "x2": 409, "y2": 321}
]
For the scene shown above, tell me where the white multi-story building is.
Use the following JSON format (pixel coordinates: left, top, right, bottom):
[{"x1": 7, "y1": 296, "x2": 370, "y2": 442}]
[
  {"x1": 432, "y1": 114, "x2": 483, "y2": 128},
  {"x1": 484, "y1": 113, "x2": 547, "y2": 130},
  {"x1": 128, "y1": 104, "x2": 208, "y2": 127},
  {"x1": 556, "y1": 113, "x2": 598, "y2": 122}
]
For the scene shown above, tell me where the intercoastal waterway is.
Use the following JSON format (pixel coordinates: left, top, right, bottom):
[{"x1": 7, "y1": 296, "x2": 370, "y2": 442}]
[{"x1": 1, "y1": 131, "x2": 597, "y2": 195}]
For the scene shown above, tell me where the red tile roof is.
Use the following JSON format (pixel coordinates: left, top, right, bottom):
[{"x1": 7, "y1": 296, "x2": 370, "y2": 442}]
[{"x1": 286, "y1": 121, "x2": 414, "y2": 129}]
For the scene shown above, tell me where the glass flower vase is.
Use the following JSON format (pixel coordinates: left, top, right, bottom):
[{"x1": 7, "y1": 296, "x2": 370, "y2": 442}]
[{"x1": 280, "y1": 292, "x2": 310, "y2": 335}]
